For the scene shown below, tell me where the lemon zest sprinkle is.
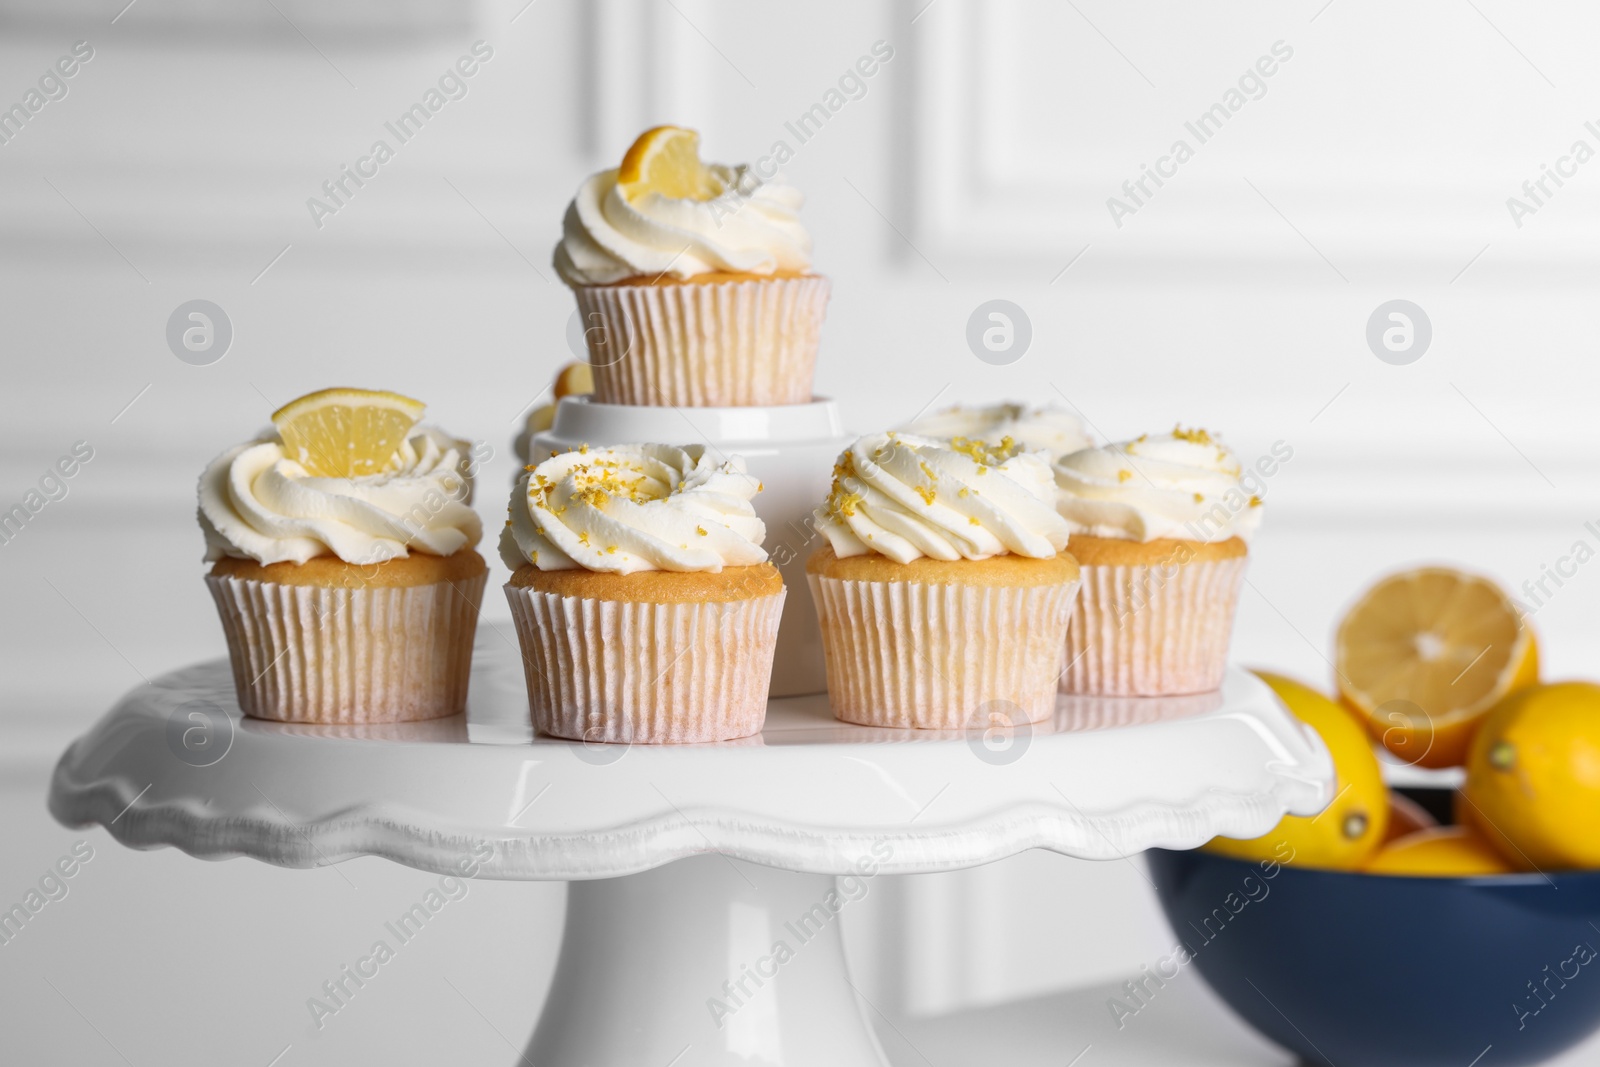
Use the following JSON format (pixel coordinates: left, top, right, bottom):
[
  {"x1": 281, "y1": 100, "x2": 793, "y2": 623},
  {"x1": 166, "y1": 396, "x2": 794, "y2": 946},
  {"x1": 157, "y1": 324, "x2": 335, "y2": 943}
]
[{"x1": 1171, "y1": 425, "x2": 1215, "y2": 446}]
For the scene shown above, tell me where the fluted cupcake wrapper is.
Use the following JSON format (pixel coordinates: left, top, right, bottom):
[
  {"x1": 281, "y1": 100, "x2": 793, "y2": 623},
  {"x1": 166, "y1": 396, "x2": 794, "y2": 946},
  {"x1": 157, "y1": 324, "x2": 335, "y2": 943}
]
[
  {"x1": 573, "y1": 275, "x2": 830, "y2": 407},
  {"x1": 505, "y1": 585, "x2": 785, "y2": 744},
  {"x1": 205, "y1": 572, "x2": 484, "y2": 724},
  {"x1": 1060, "y1": 556, "x2": 1248, "y2": 696},
  {"x1": 807, "y1": 573, "x2": 1080, "y2": 730}
]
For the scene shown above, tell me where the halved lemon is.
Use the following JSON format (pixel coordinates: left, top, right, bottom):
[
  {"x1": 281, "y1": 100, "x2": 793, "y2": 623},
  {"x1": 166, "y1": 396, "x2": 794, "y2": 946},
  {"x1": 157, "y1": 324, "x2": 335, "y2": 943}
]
[
  {"x1": 271, "y1": 387, "x2": 425, "y2": 478},
  {"x1": 616, "y1": 125, "x2": 723, "y2": 202},
  {"x1": 1336, "y1": 567, "x2": 1538, "y2": 769}
]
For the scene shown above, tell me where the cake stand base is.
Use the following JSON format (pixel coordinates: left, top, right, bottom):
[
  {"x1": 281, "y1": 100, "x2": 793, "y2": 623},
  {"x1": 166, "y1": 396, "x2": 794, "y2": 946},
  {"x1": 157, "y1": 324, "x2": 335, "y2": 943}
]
[{"x1": 529, "y1": 856, "x2": 889, "y2": 1067}]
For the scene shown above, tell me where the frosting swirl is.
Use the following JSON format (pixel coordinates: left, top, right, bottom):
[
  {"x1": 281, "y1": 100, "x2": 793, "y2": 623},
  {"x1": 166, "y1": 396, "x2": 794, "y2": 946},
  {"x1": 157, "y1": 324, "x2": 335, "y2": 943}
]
[
  {"x1": 553, "y1": 167, "x2": 812, "y2": 286},
  {"x1": 815, "y1": 433, "x2": 1071, "y2": 564},
  {"x1": 900, "y1": 403, "x2": 1093, "y2": 462},
  {"x1": 199, "y1": 427, "x2": 482, "y2": 565},
  {"x1": 1053, "y1": 428, "x2": 1262, "y2": 543},
  {"x1": 501, "y1": 444, "x2": 768, "y2": 574}
]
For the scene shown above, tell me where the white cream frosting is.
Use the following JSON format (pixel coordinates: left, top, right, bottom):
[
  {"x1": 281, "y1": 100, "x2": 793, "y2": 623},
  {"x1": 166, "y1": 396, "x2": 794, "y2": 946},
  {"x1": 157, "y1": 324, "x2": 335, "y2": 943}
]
[
  {"x1": 501, "y1": 444, "x2": 768, "y2": 574},
  {"x1": 900, "y1": 403, "x2": 1093, "y2": 462},
  {"x1": 199, "y1": 427, "x2": 482, "y2": 565},
  {"x1": 553, "y1": 167, "x2": 813, "y2": 286},
  {"x1": 815, "y1": 433, "x2": 1071, "y2": 564},
  {"x1": 1053, "y1": 429, "x2": 1262, "y2": 543}
]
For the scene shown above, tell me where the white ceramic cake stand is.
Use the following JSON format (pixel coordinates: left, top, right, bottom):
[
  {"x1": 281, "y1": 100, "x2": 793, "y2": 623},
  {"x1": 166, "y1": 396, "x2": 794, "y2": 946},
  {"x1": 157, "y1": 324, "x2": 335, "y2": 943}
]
[{"x1": 49, "y1": 639, "x2": 1331, "y2": 1067}]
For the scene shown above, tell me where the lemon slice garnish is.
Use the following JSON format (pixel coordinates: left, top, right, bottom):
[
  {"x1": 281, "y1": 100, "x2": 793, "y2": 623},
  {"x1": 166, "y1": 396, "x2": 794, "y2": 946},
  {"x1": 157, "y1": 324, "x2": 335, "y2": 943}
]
[
  {"x1": 616, "y1": 126, "x2": 723, "y2": 202},
  {"x1": 270, "y1": 387, "x2": 425, "y2": 478}
]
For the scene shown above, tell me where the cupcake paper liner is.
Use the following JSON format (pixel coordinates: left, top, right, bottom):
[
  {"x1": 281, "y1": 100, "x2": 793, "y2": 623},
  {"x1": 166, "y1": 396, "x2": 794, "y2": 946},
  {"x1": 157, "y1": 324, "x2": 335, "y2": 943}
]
[
  {"x1": 573, "y1": 275, "x2": 830, "y2": 407},
  {"x1": 205, "y1": 571, "x2": 485, "y2": 724},
  {"x1": 505, "y1": 585, "x2": 785, "y2": 743},
  {"x1": 1060, "y1": 555, "x2": 1248, "y2": 696},
  {"x1": 807, "y1": 573, "x2": 1080, "y2": 730}
]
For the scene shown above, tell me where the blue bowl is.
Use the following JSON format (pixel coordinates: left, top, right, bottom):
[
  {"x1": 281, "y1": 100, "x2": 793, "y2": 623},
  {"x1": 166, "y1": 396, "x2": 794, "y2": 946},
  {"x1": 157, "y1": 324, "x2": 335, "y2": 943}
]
[{"x1": 1147, "y1": 848, "x2": 1600, "y2": 1067}]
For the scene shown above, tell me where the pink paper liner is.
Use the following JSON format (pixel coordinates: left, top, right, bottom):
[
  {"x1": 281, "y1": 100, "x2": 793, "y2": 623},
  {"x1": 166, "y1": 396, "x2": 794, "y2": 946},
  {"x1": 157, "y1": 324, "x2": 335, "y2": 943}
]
[
  {"x1": 572, "y1": 275, "x2": 830, "y2": 407},
  {"x1": 505, "y1": 584, "x2": 785, "y2": 744},
  {"x1": 807, "y1": 572, "x2": 1080, "y2": 730},
  {"x1": 205, "y1": 571, "x2": 485, "y2": 724},
  {"x1": 1060, "y1": 555, "x2": 1248, "y2": 696}
]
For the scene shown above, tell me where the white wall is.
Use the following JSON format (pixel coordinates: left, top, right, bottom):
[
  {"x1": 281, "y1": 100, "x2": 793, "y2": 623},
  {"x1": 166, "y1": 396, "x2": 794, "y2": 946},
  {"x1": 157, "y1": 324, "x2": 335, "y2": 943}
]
[{"x1": 4, "y1": 0, "x2": 1600, "y2": 1061}]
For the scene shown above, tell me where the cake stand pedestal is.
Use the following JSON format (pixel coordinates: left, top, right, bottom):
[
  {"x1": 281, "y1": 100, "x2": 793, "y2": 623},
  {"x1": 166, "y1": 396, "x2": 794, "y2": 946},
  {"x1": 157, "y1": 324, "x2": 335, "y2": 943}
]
[{"x1": 49, "y1": 640, "x2": 1331, "y2": 1066}]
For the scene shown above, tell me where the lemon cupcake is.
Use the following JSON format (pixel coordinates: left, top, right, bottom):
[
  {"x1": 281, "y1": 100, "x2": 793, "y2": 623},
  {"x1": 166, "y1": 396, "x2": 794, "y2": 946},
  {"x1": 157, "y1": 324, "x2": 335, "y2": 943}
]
[
  {"x1": 553, "y1": 125, "x2": 828, "y2": 407},
  {"x1": 807, "y1": 433, "x2": 1080, "y2": 730},
  {"x1": 899, "y1": 402, "x2": 1093, "y2": 462},
  {"x1": 199, "y1": 389, "x2": 486, "y2": 724},
  {"x1": 1054, "y1": 427, "x2": 1262, "y2": 695},
  {"x1": 502, "y1": 443, "x2": 784, "y2": 743}
]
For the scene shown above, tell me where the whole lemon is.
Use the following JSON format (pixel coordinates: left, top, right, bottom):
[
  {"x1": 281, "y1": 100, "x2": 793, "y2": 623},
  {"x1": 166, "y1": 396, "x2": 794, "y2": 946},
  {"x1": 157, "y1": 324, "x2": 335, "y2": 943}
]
[
  {"x1": 1205, "y1": 671, "x2": 1389, "y2": 869},
  {"x1": 1364, "y1": 826, "x2": 1514, "y2": 877},
  {"x1": 1463, "y1": 681, "x2": 1600, "y2": 871}
]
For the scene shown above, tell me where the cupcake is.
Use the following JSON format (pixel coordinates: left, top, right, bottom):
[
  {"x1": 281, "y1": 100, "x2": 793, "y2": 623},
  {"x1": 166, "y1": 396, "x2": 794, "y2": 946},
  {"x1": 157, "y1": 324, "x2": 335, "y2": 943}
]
[
  {"x1": 502, "y1": 443, "x2": 784, "y2": 743},
  {"x1": 1053, "y1": 427, "x2": 1261, "y2": 696},
  {"x1": 199, "y1": 388, "x2": 487, "y2": 724},
  {"x1": 553, "y1": 125, "x2": 828, "y2": 407},
  {"x1": 807, "y1": 433, "x2": 1080, "y2": 730},
  {"x1": 899, "y1": 402, "x2": 1093, "y2": 462}
]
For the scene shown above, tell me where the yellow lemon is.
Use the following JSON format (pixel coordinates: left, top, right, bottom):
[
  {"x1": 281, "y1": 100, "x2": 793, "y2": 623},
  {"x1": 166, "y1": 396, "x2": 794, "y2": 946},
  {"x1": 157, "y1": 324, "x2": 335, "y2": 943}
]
[
  {"x1": 524, "y1": 362, "x2": 594, "y2": 438},
  {"x1": 553, "y1": 361, "x2": 594, "y2": 400},
  {"x1": 1462, "y1": 681, "x2": 1600, "y2": 871},
  {"x1": 1363, "y1": 826, "x2": 1513, "y2": 877},
  {"x1": 525, "y1": 405, "x2": 556, "y2": 436},
  {"x1": 616, "y1": 126, "x2": 723, "y2": 202},
  {"x1": 1336, "y1": 567, "x2": 1538, "y2": 769},
  {"x1": 270, "y1": 387, "x2": 424, "y2": 479},
  {"x1": 1204, "y1": 671, "x2": 1389, "y2": 869}
]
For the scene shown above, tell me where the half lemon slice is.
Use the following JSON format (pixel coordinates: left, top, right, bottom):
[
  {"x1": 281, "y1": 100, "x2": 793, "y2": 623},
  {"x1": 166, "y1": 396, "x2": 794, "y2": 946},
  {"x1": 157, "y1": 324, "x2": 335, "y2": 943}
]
[
  {"x1": 271, "y1": 387, "x2": 425, "y2": 478},
  {"x1": 1335, "y1": 566, "x2": 1538, "y2": 768},
  {"x1": 616, "y1": 125, "x2": 723, "y2": 202}
]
